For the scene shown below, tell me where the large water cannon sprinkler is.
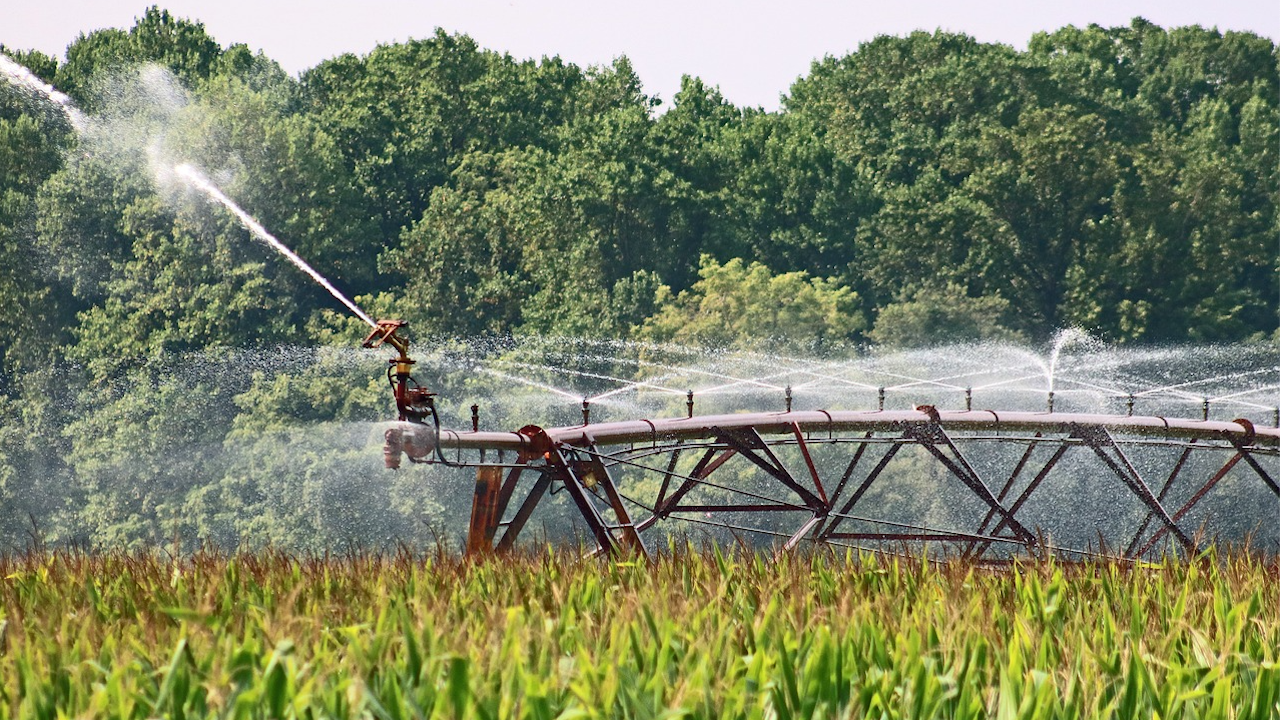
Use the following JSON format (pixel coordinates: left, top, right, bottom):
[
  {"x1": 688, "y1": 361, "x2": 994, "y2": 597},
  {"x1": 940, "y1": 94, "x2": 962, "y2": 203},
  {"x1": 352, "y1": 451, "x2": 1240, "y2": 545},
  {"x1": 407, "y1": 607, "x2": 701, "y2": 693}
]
[{"x1": 362, "y1": 319, "x2": 437, "y2": 468}]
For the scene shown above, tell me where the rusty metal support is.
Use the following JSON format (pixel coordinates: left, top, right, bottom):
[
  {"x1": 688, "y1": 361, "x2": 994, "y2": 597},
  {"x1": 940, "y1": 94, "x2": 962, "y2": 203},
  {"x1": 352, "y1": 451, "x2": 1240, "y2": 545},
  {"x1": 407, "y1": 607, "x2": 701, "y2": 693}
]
[
  {"x1": 1074, "y1": 425, "x2": 1195, "y2": 555},
  {"x1": 444, "y1": 409, "x2": 1279, "y2": 560},
  {"x1": 1224, "y1": 427, "x2": 1280, "y2": 499},
  {"x1": 826, "y1": 432, "x2": 874, "y2": 509},
  {"x1": 905, "y1": 422, "x2": 1037, "y2": 549},
  {"x1": 654, "y1": 447, "x2": 737, "y2": 518},
  {"x1": 653, "y1": 443, "x2": 682, "y2": 511},
  {"x1": 716, "y1": 427, "x2": 823, "y2": 510},
  {"x1": 790, "y1": 423, "x2": 829, "y2": 505},
  {"x1": 1125, "y1": 442, "x2": 1196, "y2": 557},
  {"x1": 494, "y1": 472, "x2": 552, "y2": 553},
  {"x1": 549, "y1": 444, "x2": 621, "y2": 557},
  {"x1": 1134, "y1": 451, "x2": 1245, "y2": 557},
  {"x1": 466, "y1": 465, "x2": 505, "y2": 554},
  {"x1": 818, "y1": 441, "x2": 904, "y2": 541},
  {"x1": 966, "y1": 433, "x2": 1042, "y2": 557},
  {"x1": 967, "y1": 443, "x2": 1069, "y2": 560},
  {"x1": 581, "y1": 436, "x2": 650, "y2": 560},
  {"x1": 808, "y1": 432, "x2": 874, "y2": 541}
]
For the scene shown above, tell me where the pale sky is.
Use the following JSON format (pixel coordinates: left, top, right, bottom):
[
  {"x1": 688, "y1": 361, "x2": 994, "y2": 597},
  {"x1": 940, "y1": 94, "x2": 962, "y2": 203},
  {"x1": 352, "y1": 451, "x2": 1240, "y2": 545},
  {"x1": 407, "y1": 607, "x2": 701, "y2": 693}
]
[{"x1": 4, "y1": 1, "x2": 1277, "y2": 111}]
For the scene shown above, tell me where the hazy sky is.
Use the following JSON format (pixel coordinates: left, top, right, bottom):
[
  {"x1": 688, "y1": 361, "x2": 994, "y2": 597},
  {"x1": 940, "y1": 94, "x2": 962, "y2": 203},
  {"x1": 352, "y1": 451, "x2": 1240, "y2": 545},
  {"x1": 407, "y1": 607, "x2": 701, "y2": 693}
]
[{"x1": 4, "y1": 1, "x2": 1277, "y2": 111}]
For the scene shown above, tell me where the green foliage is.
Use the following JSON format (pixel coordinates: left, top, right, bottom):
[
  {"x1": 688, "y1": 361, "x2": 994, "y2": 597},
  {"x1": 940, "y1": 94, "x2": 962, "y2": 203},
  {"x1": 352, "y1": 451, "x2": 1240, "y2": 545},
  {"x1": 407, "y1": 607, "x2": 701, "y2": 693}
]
[
  {"x1": 55, "y1": 6, "x2": 226, "y2": 105},
  {"x1": 0, "y1": 549, "x2": 1277, "y2": 717},
  {"x1": 868, "y1": 283, "x2": 1024, "y2": 348},
  {"x1": 639, "y1": 256, "x2": 863, "y2": 350}
]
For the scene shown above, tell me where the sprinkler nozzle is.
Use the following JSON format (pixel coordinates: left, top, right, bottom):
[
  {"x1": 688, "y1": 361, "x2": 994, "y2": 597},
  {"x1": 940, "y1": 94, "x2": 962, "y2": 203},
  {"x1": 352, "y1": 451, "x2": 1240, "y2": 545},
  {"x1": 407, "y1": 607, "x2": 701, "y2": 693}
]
[
  {"x1": 384, "y1": 423, "x2": 438, "y2": 468},
  {"x1": 362, "y1": 319, "x2": 412, "y2": 366},
  {"x1": 383, "y1": 427, "x2": 404, "y2": 469}
]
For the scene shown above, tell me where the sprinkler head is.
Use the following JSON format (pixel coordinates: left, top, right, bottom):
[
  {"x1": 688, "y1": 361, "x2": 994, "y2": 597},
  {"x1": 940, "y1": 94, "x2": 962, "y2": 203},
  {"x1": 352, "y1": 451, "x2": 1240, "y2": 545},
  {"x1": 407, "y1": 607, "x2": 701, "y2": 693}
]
[{"x1": 363, "y1": 319, "x2": 413, "y2": 372}]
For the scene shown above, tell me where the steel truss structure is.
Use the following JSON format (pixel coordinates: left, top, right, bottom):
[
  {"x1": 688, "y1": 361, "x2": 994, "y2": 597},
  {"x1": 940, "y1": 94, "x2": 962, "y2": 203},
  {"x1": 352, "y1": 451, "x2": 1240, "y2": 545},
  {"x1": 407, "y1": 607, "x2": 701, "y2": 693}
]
[{"x1": 400, "y1": 409, "x2": 1280, "y2": 561}]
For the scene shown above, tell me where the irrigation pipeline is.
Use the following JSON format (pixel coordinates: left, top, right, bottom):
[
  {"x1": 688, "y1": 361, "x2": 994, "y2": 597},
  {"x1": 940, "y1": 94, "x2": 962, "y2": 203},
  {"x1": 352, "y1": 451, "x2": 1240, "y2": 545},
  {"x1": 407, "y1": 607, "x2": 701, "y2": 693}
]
[
  {"x1": 433, "y1": 410, "x2": 1280, "y2": 455},
  {"x1": 363, "y1": 321, "x2": 1279, "y2": 561},
  {"x1": 426, "y1": 409, "x2": 1280, "y2": 562}
]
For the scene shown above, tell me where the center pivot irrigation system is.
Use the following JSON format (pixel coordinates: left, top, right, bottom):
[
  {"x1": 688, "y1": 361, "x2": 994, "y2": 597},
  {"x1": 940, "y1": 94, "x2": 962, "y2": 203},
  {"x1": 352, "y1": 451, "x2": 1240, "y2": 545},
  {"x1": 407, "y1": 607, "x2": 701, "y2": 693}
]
[{"x1": 363, "y1": 321, "x2": 1280, "y2": 562}]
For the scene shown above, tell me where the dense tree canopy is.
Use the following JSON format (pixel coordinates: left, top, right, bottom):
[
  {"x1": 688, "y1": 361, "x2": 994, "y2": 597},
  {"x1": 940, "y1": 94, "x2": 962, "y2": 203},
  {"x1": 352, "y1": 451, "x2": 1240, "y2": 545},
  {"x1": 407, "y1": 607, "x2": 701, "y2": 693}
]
[{"x1": 0, "y1": 8, "x2": 1275, "y2": 547}]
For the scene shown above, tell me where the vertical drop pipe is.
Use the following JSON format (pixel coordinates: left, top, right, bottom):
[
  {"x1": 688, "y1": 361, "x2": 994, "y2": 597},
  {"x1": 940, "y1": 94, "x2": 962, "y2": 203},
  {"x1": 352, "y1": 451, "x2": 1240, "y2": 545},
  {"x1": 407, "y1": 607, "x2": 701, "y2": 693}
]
[
  {"x1": 785, "y1": 385, "x2": 793, "y2": 412},
  {"x1": 686, "y1": 390, "x2": 695, "y2": 418}
]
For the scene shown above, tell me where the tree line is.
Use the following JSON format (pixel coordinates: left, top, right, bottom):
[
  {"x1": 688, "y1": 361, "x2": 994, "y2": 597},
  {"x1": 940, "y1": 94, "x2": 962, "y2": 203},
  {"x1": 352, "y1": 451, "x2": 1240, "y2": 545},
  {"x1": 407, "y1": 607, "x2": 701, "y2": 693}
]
[{"x1": 0, "y1": 8, "x2": 1275, "y2": 548}]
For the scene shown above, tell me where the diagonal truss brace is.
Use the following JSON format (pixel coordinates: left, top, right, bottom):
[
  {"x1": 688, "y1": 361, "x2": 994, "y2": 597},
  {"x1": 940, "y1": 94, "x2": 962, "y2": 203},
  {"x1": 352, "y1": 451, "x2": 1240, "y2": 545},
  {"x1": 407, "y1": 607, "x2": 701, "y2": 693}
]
[
  {"x1": 1072, "y1": 424, "x2": 1196, "y2": 555},
  {"x1": 902, "y1": 422, "x2": 1038, "y2": 551}
]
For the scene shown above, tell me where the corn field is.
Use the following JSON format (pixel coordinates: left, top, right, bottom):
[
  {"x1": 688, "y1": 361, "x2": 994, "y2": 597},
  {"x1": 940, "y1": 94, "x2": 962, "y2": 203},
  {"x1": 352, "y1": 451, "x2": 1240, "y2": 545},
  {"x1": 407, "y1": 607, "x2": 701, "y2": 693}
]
[{"x1": 2, "y1": 546, "x2": 1277, "y2": 719}]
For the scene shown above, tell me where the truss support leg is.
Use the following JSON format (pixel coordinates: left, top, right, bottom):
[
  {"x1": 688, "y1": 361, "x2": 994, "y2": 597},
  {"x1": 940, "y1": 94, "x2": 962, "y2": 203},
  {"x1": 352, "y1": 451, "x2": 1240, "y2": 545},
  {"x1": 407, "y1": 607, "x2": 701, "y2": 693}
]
[
  {"x1": 1075, "y1": 425, "x2": 1195, "y2": 556},
  {"x1": 652, "y1": 447, "x2": 738, "y2": 518},
  {"x1": 716, "y1": 427, "x2": 823, "y2": 509},
  {"x1": 1226, "y1": 435, "x2": 1280, "y2": 499},
  {"x1": 466, "y1": 466, "x2": 504, "y2": 555},
  {"x1": 908, "y1": 423, "x2": 1038, "y2": 553},
  {"x1": 1125, "y1": 443, "x2": 1196, "y2": 557},
  {"x1": 495, "y1": 472, "x2": 552, "y2": 554},
  {"x1": 968, "y1": 443, "x2": 1069, "y2": 561},
  {"x1": 817, "y1": 442, "x2": 903, "y2": 541},
  {"x1": 1134, "y1": 451, "x2": 1244, "y2": 557},
  {"x1": 583, "y1": 438, "x2": 651, "y2": 561},
  {"x1": 549, "y1": 445, "x2": 622, "y2": 557}
]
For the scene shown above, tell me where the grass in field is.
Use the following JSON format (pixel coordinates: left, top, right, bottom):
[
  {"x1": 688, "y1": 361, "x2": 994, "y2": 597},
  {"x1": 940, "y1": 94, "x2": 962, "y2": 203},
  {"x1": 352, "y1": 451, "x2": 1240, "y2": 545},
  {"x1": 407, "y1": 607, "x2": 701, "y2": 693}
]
[{"x1": 1, "y1": 545, "x2": 1277, "y2": 719}]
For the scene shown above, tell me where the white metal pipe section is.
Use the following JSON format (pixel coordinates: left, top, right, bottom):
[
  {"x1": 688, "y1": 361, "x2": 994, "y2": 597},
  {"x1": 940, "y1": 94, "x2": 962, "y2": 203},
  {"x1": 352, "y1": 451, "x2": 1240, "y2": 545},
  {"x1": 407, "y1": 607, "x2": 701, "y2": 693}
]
[{"x1": 436, "y1": 410, "x2": 1280, "y2": 453}]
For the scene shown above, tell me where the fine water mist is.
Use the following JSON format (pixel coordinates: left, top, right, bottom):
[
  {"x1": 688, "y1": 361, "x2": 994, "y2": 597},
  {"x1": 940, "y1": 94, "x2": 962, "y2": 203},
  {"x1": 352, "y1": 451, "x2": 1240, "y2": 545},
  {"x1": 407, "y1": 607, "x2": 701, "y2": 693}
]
[{"x1": 413, "y1": 334, "x2": 1280, "y2": 430}]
